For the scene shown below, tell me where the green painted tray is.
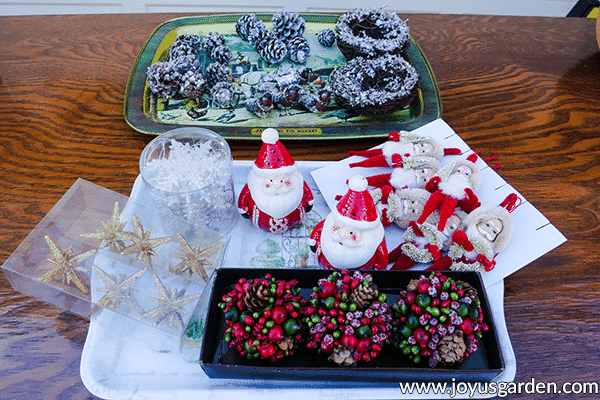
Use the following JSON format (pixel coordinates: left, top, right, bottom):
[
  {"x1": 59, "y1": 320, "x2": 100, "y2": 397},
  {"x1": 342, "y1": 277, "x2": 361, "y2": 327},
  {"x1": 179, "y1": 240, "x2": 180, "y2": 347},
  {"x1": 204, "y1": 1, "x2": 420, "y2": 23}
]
[{"x1": 124, "y1": 14, "x2": 442, "y2": 140}]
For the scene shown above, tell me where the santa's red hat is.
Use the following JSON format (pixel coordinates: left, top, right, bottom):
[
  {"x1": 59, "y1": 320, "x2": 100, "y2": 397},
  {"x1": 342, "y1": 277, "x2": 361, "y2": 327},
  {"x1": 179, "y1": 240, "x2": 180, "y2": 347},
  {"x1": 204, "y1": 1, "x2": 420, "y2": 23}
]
[
  {"x1": 333, "y1": 175, "x2": 381, "y2": 230},
  {"x1": 253, "y1": 128, "x2": 296, "y2": 177}
]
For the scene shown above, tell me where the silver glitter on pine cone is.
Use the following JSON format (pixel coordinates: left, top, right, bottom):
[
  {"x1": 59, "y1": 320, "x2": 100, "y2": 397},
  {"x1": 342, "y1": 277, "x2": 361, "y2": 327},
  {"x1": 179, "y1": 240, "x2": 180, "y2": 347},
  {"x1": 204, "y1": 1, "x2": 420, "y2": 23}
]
[
  {"x1": 169, "y1": 34, "x2": 203, "y2": 60},
  {"x1": 317, "y1": 28, "x2": 335, "y2": 47},
  {"x1": 236, "y1": 14, "x2": 259, "y2": 41},
  {"x1": 205, "y1": 62, "x2": 232, "y2": 87},
  {"x1": 271, "y1": 10, "x2": 305, "y2": 41},
  {"x1": 203, "y1": 32, "x2": 226, "y2": 54},
  {"x1": 246, "y1": 91, "x2": 273, "y2": 117},
  {"x1": 255, "y1": 36, "x2": 288, "y2": 65},
  {"x1": 211, "y1": 81, "x2": 237, "y2": 108},
  {"x1": 180, "y1": 70, "x2": 207, "y2": 102},
  {"x1": 210, "y1": 45, "x2": 233, "y2": 65},
  {"x1": 248, "y1": 20, "x2": 272, "y2": 46},
  {"x1": 287, "y1": 36, "x2": 310, "y2": 64},
  {"x1": 147, "y1": 61, "x2": 182, "y2": 98}
]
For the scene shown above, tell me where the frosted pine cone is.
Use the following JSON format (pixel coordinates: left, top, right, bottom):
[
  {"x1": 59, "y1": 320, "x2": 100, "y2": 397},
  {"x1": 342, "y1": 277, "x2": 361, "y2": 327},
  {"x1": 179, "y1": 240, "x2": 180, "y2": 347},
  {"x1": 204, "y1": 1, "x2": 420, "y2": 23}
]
[
  {"x1": 255, "y1": 36, "x2": 288, "y2": 65},
  {"x1": 210, "y1": 45, "x2": 233, "y2": 65},
  {"x1": 203, "y1": 32, "x2": 226, "y2": 54},
  {"x1": 287, "y1": 36, "x2": 310, "y2": 64},
  {"x1": 248, "y1": 20, "x2": 271, "y2": 46},
  {"x1": 236, "y1": 14, "x2": 259, "y2": 41},
  {"x1": 169, "y1": 34, "x2": 203, "y2": 60},
  {"x1": 146, "y1": 61, "x2": 182, "y2": 98},
  {"x1": 271, "y1": 10, "x2": 305, "y2": 41},
  {"x1": 246, "y1": 91, "x2": 273, "y2": 117},
  {"x1": 211, "y1": 81, "x2": 237, "y2": 108},
  {"x1": 205, "y1": 62, "x2": 232, "y2": 87},
  {"x1": 180, "y1": 70, "x2": 207, "y2": 101},
  {"x1": 317, "y1": 28, "x2": 335, "y2": 47}
]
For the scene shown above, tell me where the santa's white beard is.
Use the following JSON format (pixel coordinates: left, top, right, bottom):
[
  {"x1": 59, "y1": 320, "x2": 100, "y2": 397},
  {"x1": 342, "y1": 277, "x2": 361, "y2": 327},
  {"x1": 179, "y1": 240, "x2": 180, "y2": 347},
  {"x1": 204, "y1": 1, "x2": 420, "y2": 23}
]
[
  {"x1": 438, "y1": 174, "x2": 471, "y2": 199},
  {"x1": 320, "y1": 215, "x2": 384, "y2": 269},
  {"x1": 382, "y1": 142, "x2": 413, "y2": 160},
  {"x1": 248, "y1": 169, "x2": 304, "y2": 219},
  {"x1": 465, "y1": 224, "x2": 494, "y2": 253},
  {"x1": 389, "y1": 168, "x2": 416, "y2": 189}
]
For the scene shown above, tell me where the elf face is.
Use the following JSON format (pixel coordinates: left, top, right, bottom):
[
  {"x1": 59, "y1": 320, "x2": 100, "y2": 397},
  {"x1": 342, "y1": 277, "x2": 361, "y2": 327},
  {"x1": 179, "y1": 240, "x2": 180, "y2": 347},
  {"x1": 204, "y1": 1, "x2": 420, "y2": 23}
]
[
  {"x1": 413, "y1": 142, "x2": 434, "y2": 156},
  {"x1": 477, "y1": 218, "x2": 503, "y2": 242}
]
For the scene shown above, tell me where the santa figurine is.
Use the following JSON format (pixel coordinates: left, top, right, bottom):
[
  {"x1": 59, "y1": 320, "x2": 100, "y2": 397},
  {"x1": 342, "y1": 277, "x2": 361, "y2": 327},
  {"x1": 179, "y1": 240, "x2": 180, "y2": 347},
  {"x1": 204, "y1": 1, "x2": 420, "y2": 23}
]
[
  {"x1": 309, "y1": 175, "x2": 388, "y2": 270},
  {"x1": 427, "y1": 195, "x2": 519, "y2": 272},
  {"x1": 238, "y1": 128, "x2": 314, "y2": 234},
  {"x1": 347, "y1": 130, "x2": 460, "y2": 169},
  {"x1": 416, "y1": 158, "x2": 482, "y2": 232},
  {"x1": 371, "y1": 186, "x2": 430, "y2": 228},
  {"x1": 365, "y1": 158, "x2": 440, "y2": 191}
]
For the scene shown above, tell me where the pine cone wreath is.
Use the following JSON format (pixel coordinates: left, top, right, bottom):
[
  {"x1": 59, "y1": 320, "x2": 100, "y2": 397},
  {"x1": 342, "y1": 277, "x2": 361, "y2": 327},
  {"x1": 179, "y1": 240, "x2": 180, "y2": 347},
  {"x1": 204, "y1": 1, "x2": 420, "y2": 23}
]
[
  {"x1": 236, "y1": 14, "x2": 259, "y2": 41},
  {"x1": 218, "y1": 274, "x2": 306, "y2": 362},
  {"x1": 317, "y1": 28, "x2": 335, "y2": 47},
  {"x1": 210, "y1": 45, "x2": 233, "y2": 65},
  {"x1": 304, "y1": 270, "x2": 394, "y2": 365},
  {"x1": 203, "y1": 32, "x2": 226, "y2": 55},
  {"x1": 392, "y1": 271, "x2": 490, "y2": 368},
  {"x1": 255, "y1": 36, "x2": 288, "y2": 65},
  {"x1": 204, "y1": 62, "x2": 232, "y2": 87},
  {"x1": 272, "y1": 10, "x2": 305, "y2": 41},
  {"x1": 146, "y1": 61, "x2": 182, "y2": 98},
  {"x1": 287, "y1": 36, "x2": 310, "y2": 64}
]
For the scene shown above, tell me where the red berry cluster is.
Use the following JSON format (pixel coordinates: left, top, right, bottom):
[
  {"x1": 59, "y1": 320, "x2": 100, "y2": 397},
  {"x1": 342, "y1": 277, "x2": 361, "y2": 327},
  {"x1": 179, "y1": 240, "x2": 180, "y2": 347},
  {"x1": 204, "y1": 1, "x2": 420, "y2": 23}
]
[
  {"x1": 392, "y1": 271, "x2": 489, "y2": 368},
  {"x1": 219, "y1": 274, "x2": 306, "y2": 362},
  {"x1": 303, "y1": 270, "x2": 395, "y2": 365}
]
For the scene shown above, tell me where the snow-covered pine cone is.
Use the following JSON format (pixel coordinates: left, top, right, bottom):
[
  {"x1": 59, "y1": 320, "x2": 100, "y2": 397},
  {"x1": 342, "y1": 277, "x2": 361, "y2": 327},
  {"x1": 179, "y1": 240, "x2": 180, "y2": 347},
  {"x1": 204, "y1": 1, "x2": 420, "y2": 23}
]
[
  {"x1": 146, "y1": 61, "x2": 182, "y2": 98},
  {"x1": 211, "y1": 81, "x2": 237, "y2": 109},
  {"x1": 271, "y1": 10, "x2": 305, "y2": 41},
  {"x1": 210, "y1": 45, "x2": 233, "y2": 65},
  {"x1": 255, "y1": 36, "x2": 288, "y2": 65},
  {"x1": 317, "y1": 28, "x2": 335, "y2": 47},
  {"x1": 204, "y1": 62, "x2": 232, "y2": 87},
  {"x1": 248, "y1": 20, "x2": 271, "y2": 46},
  {"x1": 246, "y1": 91, "x2": 273, "y2": 117},
  {"x1": 180, "y1": 70, "x2": 207, "y2": 102},
  {"x1": 169, "y1": 34, "x2": 203, "y2": 60},
  {"x1": 203, "y1": 32, "x2": 226, "y2": 54},
  {"x1": 287, "y1": 35, "x2": 310, "y2": 64},
  {"x1": 236, "y1": 14, "x2": 259, "y2": 41}
]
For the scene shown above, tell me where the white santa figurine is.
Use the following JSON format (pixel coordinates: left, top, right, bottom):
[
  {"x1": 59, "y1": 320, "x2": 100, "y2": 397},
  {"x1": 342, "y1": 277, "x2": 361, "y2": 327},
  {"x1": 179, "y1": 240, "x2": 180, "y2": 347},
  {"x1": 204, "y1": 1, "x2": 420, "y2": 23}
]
[
  {"x1": 309, "y1": 175, "x2": 388, "y2": 270},
  {"x1": 237, "y1": 128, "x2": 314, "y2": 234},
  {"x1": 427, "y1": 195, "x2": 518, "y2": 272}
]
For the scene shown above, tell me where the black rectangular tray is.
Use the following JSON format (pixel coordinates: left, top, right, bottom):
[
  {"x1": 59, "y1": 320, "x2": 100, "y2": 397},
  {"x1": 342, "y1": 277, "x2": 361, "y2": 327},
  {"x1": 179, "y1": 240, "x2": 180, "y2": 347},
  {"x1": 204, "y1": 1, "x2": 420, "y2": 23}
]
[{"x1": 200, "y1": 268, "x2": 504, "y2": 382}]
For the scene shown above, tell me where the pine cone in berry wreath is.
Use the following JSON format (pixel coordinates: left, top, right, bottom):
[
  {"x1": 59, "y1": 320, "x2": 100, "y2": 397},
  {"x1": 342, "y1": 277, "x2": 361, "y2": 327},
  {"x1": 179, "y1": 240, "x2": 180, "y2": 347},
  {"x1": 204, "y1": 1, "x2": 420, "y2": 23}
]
[
  {"x1": 218, "y1": 274, "x2": 306, "y2": 362},
  {"x1": 271, "y1": 10, "x2": 306, "y2": 41},
  {"x1": 287, "y1": 36, "x2": 311, "y2": 64}
]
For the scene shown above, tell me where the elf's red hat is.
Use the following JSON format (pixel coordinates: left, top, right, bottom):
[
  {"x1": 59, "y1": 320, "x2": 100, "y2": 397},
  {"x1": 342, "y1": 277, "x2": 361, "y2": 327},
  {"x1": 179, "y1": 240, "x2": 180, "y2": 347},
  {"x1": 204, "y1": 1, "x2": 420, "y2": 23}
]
[
  {"x1": 253, "y1": 128, "x2": 296, "y2": 177},
  {"x1": 333, "y1": 175, "x2": 380, "y2": 230}
]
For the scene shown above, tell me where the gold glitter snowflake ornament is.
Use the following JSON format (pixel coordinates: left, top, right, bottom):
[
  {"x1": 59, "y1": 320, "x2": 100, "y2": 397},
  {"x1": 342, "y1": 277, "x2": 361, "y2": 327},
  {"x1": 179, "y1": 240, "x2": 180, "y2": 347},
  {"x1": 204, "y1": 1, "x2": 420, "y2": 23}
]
[
  {"x1": 92, "y1": 265, "x2": 146, "y2": 314},
  {"x1": 170, "y1": 233, "x2": 226, "y2": 281},
  {"x1": 39, "y1": 235, "x2": 97, "y2": 294},
  {"x1": 141, "y1": 274, "x2": 202, "y2": 332},
  {"x1": 119, "y1": 214, "x2": 172, "y2": 265},
  {"x1": 81, "y1": 201, "x2": 127, "y2": 253}
]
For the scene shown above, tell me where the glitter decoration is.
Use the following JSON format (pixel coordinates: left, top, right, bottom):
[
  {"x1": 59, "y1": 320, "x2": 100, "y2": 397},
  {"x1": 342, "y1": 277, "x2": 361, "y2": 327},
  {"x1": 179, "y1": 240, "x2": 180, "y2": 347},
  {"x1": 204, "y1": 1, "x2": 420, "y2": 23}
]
[
  {"x1": 92, "y1": 265, "x2": 146, "y2": 314},
  {"x1": 81, "y1": 201, "x2": 127, "y2": 253},
  {"x1": 169, "y1": 233, "x2": 227, "y2": 281},
  {"x1": 119, "y1": 214, "x2": 173, "y2": 266},
  {"x1": 39, "y1": 235, "x2": 97, "y2": 294},
  {"x1": 140, "y1": 128, "x2": 237, "y2": 234},
  {"x1": 141, "y1": 274, "x2": 203, "y2": 332}
]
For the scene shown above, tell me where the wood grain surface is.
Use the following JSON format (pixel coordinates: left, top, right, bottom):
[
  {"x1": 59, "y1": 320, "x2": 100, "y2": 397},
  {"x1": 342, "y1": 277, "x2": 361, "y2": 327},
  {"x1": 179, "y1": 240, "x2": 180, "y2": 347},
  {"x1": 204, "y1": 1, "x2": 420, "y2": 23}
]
[{"x1": 1, "y1": 13, "x2": 599, "y2": 399}]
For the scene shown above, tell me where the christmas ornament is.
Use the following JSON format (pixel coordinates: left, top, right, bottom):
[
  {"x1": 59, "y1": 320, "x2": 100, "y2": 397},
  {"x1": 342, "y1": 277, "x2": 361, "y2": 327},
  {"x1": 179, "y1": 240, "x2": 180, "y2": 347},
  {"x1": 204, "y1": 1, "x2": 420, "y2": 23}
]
[
  {"x1": 428, "y1": 194, "x2": 520, "y2": 272},
  {"x1": 81, "y1": 201, "x2": 127, "y2": 253},
  {"x1": 238, "y1": 128, "x2": 314, "y2": 234},
  {"x1": 92, "y1": 265, "x2": 146, "y2": 314},
  {"x1": 309, "y1": 175, "x2": 388, "y2": 270},
  {"x1": 141, "y1": 274, "x2": 202, "y2": 332},
  {"x1": 39, "y1": 235, "x2": 96, "y2": 294},
  {"x1": 392, "y1": 272, "x2": 488, "y2": 368},
  {"x1": 416, "y1": 159, "x2": 482, "y2": 232},
  {"x1": 317, "y1": 28, "x2": 335, "y2": 47},
  {"x1": 370, "y1": 186, "x2": 430, "y2": 228},
  {"x1": 119, "y1": 214, "x2": 173, "y2": 266},
  {"x1": 254, "y1": 35, "x2": 288, "y2": 65},
  {"x1": 202, "y1": 32, "x2": 226, "y2": 55},
  {"x1": 218, "y1": 274, "x2": 306, "y2": 362},
  {"x1": 169, "y1": 233, "x2": 227, "y2": 282},
  {"x1": 204, "y1": 62, "x2": 232, "y2": 87},
  {"x1": 236, "y1": 14, "x2": 260, "y2": 41},
  {"x1": 271, "y1": 10, "x2": 306, "y2": 41},
  {"x1": 287, "y1": 36, "x2": 311, "y2": 64},
  {"x1": 304, "y1": 269, "x2": 394, "y2": 366},
  {"x1": 364, "y1": 158, "x2": 440, "y2": 191}
]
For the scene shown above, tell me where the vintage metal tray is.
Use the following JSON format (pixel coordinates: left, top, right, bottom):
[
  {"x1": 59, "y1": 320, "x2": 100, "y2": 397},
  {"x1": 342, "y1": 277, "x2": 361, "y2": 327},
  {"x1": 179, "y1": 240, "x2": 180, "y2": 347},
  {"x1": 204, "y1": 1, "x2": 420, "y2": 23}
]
[
  {"x1": 124, "y1": 13, "x2": 442, "y2": 140},
  {"x1": 201, "y1": 268, "x2": 504, "y2": 383}
]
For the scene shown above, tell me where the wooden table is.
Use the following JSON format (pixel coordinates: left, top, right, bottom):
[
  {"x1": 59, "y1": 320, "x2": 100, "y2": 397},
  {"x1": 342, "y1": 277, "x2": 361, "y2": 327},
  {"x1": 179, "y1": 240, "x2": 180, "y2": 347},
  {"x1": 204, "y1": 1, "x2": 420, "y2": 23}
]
[{"x1": 0, "y1": 12, "x2": 598, "y2": 399}]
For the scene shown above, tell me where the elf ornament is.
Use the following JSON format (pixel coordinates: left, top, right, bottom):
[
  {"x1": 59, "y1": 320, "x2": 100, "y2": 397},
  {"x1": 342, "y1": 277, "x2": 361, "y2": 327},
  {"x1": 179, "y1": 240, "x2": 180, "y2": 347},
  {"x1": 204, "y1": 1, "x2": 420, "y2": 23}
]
[
  {"x1": 427, "y1": 194, "x2": 519, "y2": 272},
  {"x1": 416, "y1": 158, "x2": 482, "y2": 232},
  {"x1": 304, "y1": 270, "x2": 394, "y2": 366},
  {"x1": 238, "y1": 128, "x2": 314, "y2": 234},
  {"x1": 309, "y1": 175, "x2": 388, "y2": 270},
  {"x1": 347, "y1": 130, "x2": 460, "y2": 169},
  {"x1": 392, "y1": 272, "x2": 489, "y2": 368}
]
